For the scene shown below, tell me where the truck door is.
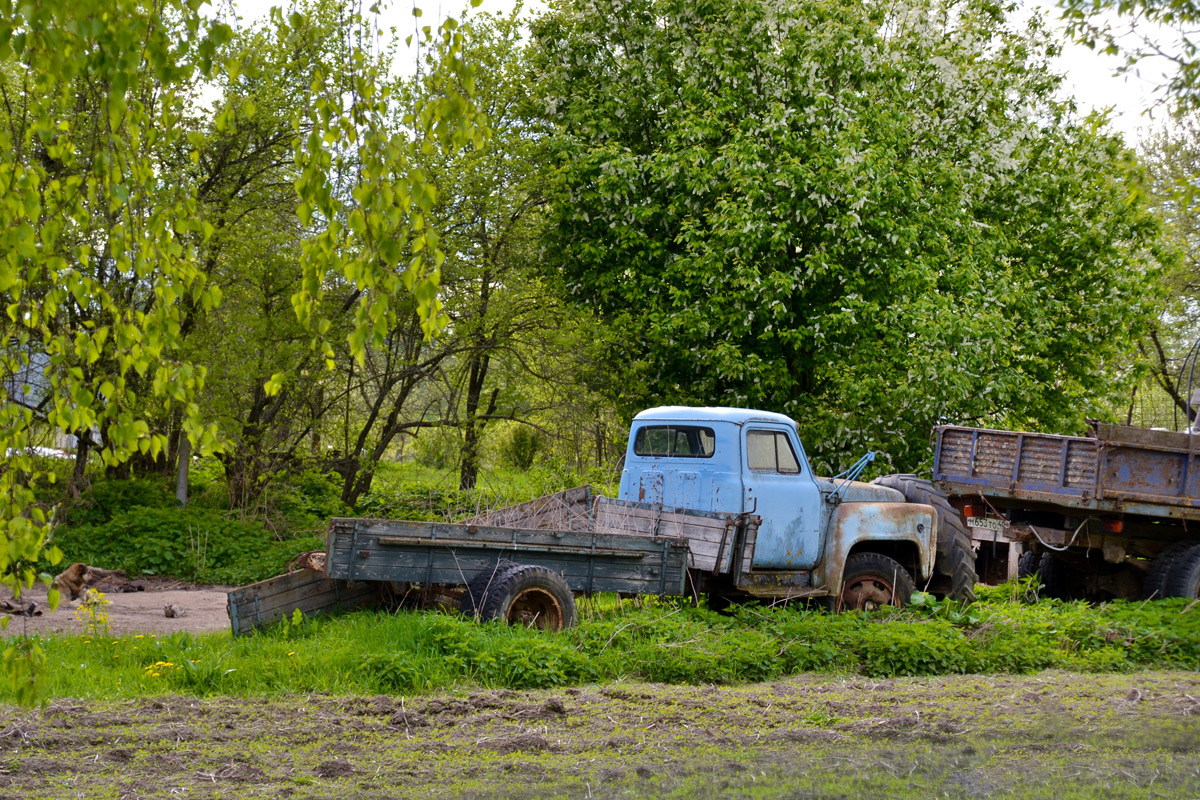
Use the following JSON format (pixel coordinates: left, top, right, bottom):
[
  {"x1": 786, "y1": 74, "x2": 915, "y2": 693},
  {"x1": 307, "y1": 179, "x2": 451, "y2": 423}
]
[{"x1": 743, "y1": 425, "x2": 823, "y2": 569}]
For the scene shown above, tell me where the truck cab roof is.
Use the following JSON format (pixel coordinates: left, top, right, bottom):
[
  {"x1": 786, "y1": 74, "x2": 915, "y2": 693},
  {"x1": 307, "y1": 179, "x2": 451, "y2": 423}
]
[{"x1": 633, "y1": 406, "x2": 799, "y2": 427}]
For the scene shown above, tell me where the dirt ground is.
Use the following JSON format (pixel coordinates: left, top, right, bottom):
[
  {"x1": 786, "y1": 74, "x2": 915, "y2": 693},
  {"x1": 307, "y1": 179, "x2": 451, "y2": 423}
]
[
  {"x1": 0, "y1": 579, "x2": 233, "y2": 638},
  {"x1": 0, "y1": 671, "x2": 1198, "y2": 799}
]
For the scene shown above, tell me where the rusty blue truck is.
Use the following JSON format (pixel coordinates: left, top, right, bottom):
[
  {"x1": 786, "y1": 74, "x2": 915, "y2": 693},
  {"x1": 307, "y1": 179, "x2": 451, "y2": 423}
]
[
  {"x1": 933, "y1": 422, "x2": 1200, "y2": 600},
  {"x1": 228, "y1": 406, "x2": 977, "y2": 634}
]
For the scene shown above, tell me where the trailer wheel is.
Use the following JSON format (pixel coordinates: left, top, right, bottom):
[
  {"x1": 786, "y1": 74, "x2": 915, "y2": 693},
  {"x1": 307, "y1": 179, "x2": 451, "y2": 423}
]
[
  {"x1": 1036, "y1": 553, "x2": 1072, "y2": 600},
  {"x1": 1017, "y1": 550, "x2": 1040, "y2": 580},
  {"x1": 1163, "y1": 544, "x2": 1200, "y2": 599},
  {"x1": 460, "y1": 560, "x2": 519, "y2": 618},
  {"x1": 838, "y1": 552, "x2": 916, "y2": 611},
  {"x1": 1142, "y1": 542, "x2": 1196, "y2": 599},
  {"x1": 872, "y1": 474, "x2": 978, "y2": 603},
  {"x1": 477, "y1": 564, "x2": 578, "y2": 631}
]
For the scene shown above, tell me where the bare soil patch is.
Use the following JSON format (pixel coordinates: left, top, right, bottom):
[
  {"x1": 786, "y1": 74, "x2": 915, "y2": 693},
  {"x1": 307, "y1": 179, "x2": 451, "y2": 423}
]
[
  {"x1": 0, "y1": 580, "x2": 233, "y2": 638},
  {"x1": 0, "y1": 671, "x2": 1197, "y2": 798}
]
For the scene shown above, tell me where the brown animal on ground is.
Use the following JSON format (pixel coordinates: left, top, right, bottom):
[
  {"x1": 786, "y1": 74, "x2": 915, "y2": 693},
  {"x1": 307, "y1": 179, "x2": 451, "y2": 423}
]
[{"x1": 54, "y1": 563, "x2": 134, "y2": 601}]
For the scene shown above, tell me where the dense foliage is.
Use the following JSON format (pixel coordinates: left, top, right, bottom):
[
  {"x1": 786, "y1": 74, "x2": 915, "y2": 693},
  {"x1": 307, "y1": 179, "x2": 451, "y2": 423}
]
[
  {"x1": 533, "y1": 0, "x2": 1165, "y2": 472},
  {"x1": 14, "y1": 587, "x2": 1200, "y2": 700}
]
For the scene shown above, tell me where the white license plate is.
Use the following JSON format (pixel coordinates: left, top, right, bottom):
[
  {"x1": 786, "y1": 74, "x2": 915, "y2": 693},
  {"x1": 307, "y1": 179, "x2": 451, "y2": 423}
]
[{"x1": 967, "y1": 517, "x2": 1005, "y2": 532}]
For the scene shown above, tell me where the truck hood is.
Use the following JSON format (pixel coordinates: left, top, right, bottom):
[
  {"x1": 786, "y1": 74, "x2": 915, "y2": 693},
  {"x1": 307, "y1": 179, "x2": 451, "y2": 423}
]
[{"x1": 814, "y1": 477, "x2": 904, "y2": 504}]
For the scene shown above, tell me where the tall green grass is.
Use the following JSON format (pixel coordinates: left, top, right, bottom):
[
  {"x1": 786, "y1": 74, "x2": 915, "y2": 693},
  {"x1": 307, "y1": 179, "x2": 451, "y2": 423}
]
[{"x1": 14, "y1": 586, "x2": 1200, "y2": 702}]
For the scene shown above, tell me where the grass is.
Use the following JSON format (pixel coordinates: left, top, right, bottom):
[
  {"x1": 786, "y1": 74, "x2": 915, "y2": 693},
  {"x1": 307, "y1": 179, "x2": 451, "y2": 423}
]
[{"x1": 13, "y1": 586, "x2": 1200, "y2": 703}]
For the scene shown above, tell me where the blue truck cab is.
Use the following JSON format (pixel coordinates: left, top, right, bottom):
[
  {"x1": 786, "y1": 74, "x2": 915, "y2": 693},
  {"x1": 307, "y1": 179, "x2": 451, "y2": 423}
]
[{"x1": 618, "y1": 406, "x2": 943, "y2": 605}]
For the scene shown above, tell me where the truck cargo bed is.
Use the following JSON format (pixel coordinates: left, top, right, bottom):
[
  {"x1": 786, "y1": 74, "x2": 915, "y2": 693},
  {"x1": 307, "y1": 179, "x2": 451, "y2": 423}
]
[
  {"x1": 933, "y1": 423, "x2": 1200, "y2": 521},
  {"x1": 326, "y1": 518, "x2": 691, "y2": 596}
]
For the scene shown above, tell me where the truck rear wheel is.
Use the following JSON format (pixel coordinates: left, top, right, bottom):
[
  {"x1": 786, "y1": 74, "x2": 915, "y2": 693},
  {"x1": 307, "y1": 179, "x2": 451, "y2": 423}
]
[
  {"x1": 1036, "y1": 553, "x2": 1073, "y2": 600},
  {"x1": 1163, "y1": 544, "x2": 1200, "y2": 599},
  {"x1": 838, "y1": 552, "x2": 916, "y2": 611},
  {"x1": 476, "y1": 564, "x2": 578, "y2": 631},
  {"x1": 873, "y1": 474, "x2": 978, "y2": 603},
  {"x1": 1017, "y1": 550, "x2": 1040, "y2": 580},
  {"x1": 1143, "y1": 542, "x2": 1196, "y2": 599}
]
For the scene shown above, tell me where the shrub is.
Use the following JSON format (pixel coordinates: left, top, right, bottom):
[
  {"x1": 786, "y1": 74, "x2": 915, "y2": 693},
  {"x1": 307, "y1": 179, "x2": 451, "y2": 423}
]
[
  {"x1": 65, "y1": 477, "x2": 175, "y2": 526},
  {"x1": 502, "y1": 426, "x2": 542, "y2": 470},
  {"x1": 51, "y1": 506, "x2": 321, "y2": 585}
]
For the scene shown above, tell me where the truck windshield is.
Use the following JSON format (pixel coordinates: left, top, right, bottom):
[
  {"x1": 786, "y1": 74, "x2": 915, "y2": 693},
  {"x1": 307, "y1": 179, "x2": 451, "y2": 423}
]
[{"x1": 633, "y1": 425, "x2": 716, "y2": 457}]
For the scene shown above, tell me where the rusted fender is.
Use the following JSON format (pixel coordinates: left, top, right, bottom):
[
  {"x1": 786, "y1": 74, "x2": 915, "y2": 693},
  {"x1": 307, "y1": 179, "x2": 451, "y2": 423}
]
[{"x1": 813, "y1": 502, "x2": 937, "y2": 595}]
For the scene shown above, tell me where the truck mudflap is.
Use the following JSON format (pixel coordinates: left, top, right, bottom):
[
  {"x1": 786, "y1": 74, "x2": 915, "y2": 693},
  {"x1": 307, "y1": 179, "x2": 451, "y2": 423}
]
[{"x1": 812, "y1": 502, "x2": 937, "y2": 595}]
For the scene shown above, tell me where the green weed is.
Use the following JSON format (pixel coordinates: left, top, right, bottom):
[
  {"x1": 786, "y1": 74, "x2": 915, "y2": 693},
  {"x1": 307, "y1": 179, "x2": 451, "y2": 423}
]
[{"x1": 10, "y1": 595, "x2": 1200, "y2": 702}]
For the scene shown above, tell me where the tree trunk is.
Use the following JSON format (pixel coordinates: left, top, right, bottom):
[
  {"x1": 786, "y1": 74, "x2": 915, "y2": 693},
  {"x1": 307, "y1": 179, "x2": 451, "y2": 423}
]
[
  {"x1": 175, "y1": 434, "x2": 191, "y2": 507},
  {"x1": 69, "y1": 432, "x2": 90, "y2": 498}
]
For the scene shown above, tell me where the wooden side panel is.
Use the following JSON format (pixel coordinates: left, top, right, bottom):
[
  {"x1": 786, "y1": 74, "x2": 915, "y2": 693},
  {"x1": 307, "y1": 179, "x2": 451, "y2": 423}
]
[
  {"x1": 591, "y1": 496, "x2": 738, "y2": 573},
  {"x1": 460, "y1": 486, "x2": 594, "y2": 532},
  {"x1": 937, "y1": 428, "x2": 975, "y2": 477},
  {"x1": 972, "y1": 431, "x2": 1020, "y2": 481},
  {"x1": 226, "y1": 569, "x2": 382, "y2": 636},
  {"x1": 325, "y1": 519, "x2": 690, "y2": 596}
]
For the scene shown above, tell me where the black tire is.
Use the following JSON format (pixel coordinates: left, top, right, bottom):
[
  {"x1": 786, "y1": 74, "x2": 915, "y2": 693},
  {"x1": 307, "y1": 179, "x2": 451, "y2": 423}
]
[
  {"x1": 1017, "y1": 550, "x2": 1040, "y2": 580},
  {"x1": 873, "y1": 474, "x2": 978, "y2": 602},
  {"x1": 838, "y1": 552, "x2": 917, "y2": 611},
  {"x1": 477, "y1": 564, "x2": 578, "y2": 631},
  {"x1": 460, "y1": 560, "x2": 519, "y2": 618},
  {"x1": 1142, "y1": 541, "x2": 1196, "y2": 599},
  {"x1": 1037, "y1": 553, "x2": 1072, "y2": 600},
  {"x1": 1163, "y1": 543, "x2": 1200, "y2": 599}
]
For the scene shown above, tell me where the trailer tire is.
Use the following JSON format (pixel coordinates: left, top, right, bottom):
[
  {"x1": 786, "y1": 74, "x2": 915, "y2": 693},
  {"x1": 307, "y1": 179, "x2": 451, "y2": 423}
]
[
  {"x1": 460, "y1": 560, "x2": 519, "y2": 618},
  {"x1": 1163, "y1": 544, "x2": 1200, "y2": 599},
  {"x1": 1036, "y1": 553, "x2": 1072, "y2": 600},
  {"x1": 1142, "y1": 542, "x2": 1196, "y2": 599},
  {"x1": 1017, "y1": 550, "x2": 1040, "y2": 580},
  {"x1": 838, "y1": 552, "x2": 917, "y2": 611},
  {"x1": 477, "y1": 564, "x2": 578, "y2": 631},
  {"x1": 872, "y1": 474, "x2": 978, "y2": 603}
]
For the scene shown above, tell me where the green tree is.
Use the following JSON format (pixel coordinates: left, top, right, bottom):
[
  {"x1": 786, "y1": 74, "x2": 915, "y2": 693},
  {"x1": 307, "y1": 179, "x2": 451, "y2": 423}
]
[
  {"x1": 0, "y1": 0, "x2": 230, "y2": 704},
  {"x1": 1128, "y1": 119, "x2": 1200, "y2": 427},
  {"x1": 532, "y1": 0, "x2": 1165, "y2": 473},
  {"x1": 0, "y1": 0, "x2": 484, "y2": 704},
  {"x1": 1061, "y1": 0, "x2": 1200, "y2": 115}
]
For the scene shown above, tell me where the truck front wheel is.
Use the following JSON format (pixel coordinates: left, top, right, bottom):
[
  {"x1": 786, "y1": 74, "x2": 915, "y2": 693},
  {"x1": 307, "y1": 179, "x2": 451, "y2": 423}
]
[
  {"x1": 476, "y1": 564, "x2": 578, "y2": 631},
  {"x1": 873, "y1": 474, "x2": 978, "y2": 603},
  {"x1": 838, "y1": 552, "x2": 916, "y2": 611}
]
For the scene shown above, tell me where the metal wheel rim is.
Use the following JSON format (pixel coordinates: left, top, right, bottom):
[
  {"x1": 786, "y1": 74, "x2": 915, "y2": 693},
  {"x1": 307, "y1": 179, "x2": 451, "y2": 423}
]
[
  {"x1": 507, "y1": 587, "x2": 565, "y2": 630},
  {"x1": 840, "y1": 574, "x2": 898, "y2": 611}
]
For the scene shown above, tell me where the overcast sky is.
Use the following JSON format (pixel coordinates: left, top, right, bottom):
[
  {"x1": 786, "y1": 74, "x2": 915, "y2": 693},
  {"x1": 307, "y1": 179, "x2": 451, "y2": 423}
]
[{"x1": 221, "y1": 0, "x2": 1173, "y2": 144}]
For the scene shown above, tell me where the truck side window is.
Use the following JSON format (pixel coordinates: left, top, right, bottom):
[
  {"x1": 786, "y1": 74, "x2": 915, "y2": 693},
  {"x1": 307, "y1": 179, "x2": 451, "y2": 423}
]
[
  {"x1": 633, "y1": 425, "x2": 716, "y2": 457},
  {"x1": 747, "y1": 430, "x2": 801, "y2": 474}
]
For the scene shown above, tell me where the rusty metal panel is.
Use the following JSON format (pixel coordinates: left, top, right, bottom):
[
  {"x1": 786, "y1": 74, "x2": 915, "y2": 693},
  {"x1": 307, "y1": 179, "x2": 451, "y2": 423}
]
[
  {"x1": 811, "y1": 502, "x2": 936, "y2": 597},
  {"x1": 736, "y1": 569, "x2": 818, "y2": 599}
]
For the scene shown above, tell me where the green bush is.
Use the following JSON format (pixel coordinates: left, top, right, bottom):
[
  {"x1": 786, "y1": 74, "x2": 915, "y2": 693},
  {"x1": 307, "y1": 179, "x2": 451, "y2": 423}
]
[
  {"x1": 51, "y1": 506, "x2": 321, "y2": 585},
  {"x1": 502, "y1": 426, "x2": 542, "y2": 470},
  {"x1": 269, "y1": 468, "x2": 349, "y2": 524},
  {"x1": 66, "y1": 477, "x2": 176, "y2": 526}
]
